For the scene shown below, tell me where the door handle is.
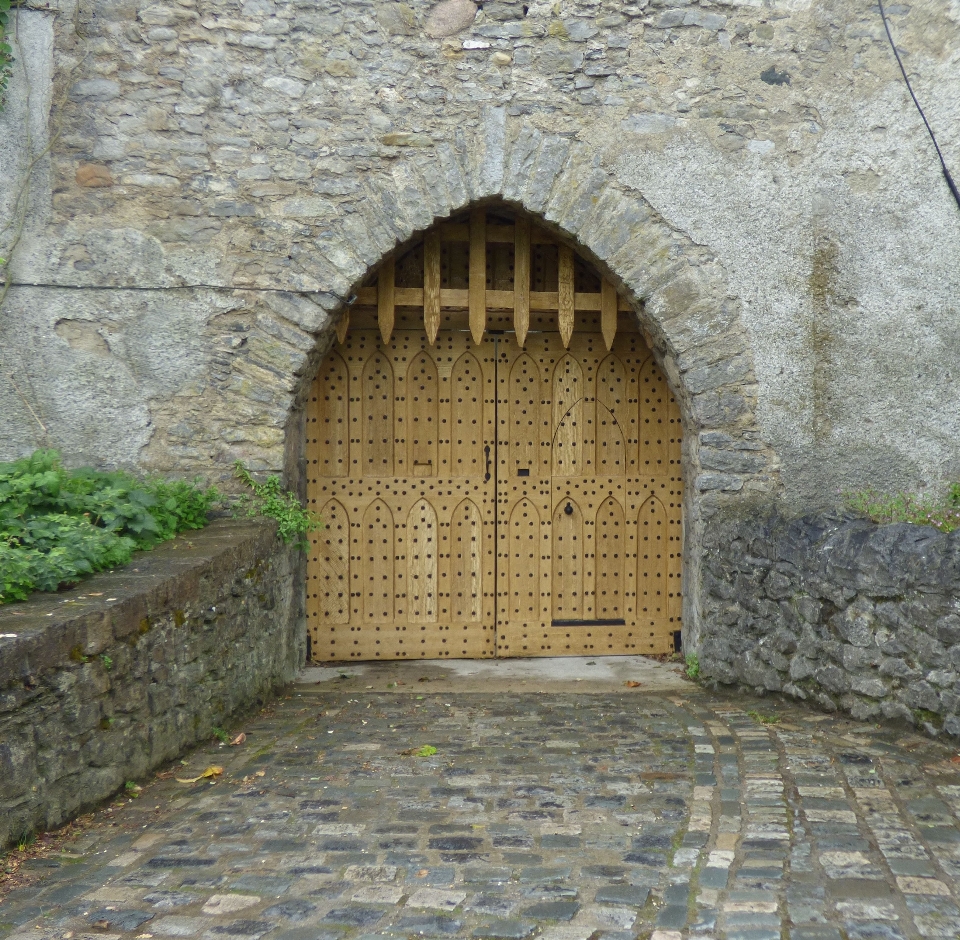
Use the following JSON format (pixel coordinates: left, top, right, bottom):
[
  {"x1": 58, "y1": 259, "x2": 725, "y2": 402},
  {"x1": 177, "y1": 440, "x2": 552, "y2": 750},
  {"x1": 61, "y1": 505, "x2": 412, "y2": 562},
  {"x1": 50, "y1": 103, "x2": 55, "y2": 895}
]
[{"x1": 484, "y1": 444, "x2": 491, "y2": 483}]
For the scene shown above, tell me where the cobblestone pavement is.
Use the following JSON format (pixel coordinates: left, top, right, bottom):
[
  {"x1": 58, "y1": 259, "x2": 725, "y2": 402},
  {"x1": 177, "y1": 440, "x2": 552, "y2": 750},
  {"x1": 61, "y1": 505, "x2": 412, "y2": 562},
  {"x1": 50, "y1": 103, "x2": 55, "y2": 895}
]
[{"x1": 4, "y1": 661, "x2": 960, "y2": 940}]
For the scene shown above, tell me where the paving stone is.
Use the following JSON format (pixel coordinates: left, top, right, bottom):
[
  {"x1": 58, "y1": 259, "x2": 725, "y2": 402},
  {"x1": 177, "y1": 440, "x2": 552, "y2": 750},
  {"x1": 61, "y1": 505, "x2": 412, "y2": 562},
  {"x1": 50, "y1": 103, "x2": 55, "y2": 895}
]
[
  {"x1": 321, "y1": 907, "x2": 389, "y2": 928},
  {"x1": 271, "y1": 930, "x2": 343, "y2": 940},
  {"x1": 407, "y1": 888, "x2": 468, "y2": 910},
  {"x1": 392, "y1": 913, "x2": 464, "y2": 935},
  {"x1": 472, "y1": 918, "x2": 536, "y2": 938},
  {"x1": 789, "y1": 928, "x2": 843, "y2": 940},
  {"x1": 206, "y1": 920, "x2": 274, "y2": 937},
  {"x1": 519, "y1": 899, "x2": 579, "y2": 920},
  {"x1": 594, "y1": 884, "x2": 649, "y2": 906},
  {"x1": 202, "y1": 895, "x2": 260, "y2": 915},
  {"x1": 655, "y1": 904, "x2": 688, "y2": 928},
  {"x1": 350, "y1": 884, "x2": 405, "y2": 904},
  {"x1": 143, "y1": 891, "x2": 198, "y2": 909},
  {"x1": 152, "y1": 916, "x2": 208, "y2": 936},
  {"x1": 262, "y1": 899, "x2": 318, "y2": 920},
  {"x1": 87, "y1": 908, "x2": 156, "y2": 931}
]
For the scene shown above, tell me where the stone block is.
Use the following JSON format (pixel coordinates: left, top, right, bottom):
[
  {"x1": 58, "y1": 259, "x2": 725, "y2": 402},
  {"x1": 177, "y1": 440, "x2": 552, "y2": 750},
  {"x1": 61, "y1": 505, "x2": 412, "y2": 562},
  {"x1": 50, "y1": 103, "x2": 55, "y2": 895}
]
[
  {"x1": 814, "y1": 665, "x2": 850, "y2": 695},
  {"x1": 830, "y1": 599, "x2": 877, "y2": 648},
  {"x1": 877, "y1": 657, "x2": 917, "y2": 680},
  {"x1": 842, "y1": 646, "x2": 881, "y2": 671},
  {"x1": 848, "y1": 676, "x2": 887, "y2": 699},
  {"x1": 425, "y1": 0, "x2": 478, "y2": 38},
  {"x1": 902, "y1": 681, "x2": 940, "y2": 713}
]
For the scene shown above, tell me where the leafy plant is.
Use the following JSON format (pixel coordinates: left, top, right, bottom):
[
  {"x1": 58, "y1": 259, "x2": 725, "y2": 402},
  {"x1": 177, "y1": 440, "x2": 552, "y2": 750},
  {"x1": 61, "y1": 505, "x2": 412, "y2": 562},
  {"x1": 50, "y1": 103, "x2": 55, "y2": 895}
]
[
  {"x1": 844, "y1": 486, "x2": 960, "y2": 534},
  {"x1": 100, "y1": 654, "x2": 113, "y2": 671},
  {"x1": 0, "y1": 0, "x2": 13, "y2": 111},
  {"x1": 684, "y1": 653, "x2": 700, "y2": 680},
  {"x1": 233, "y1": 461, "x2": 322, "y2": 549},
  {"x1": 0, "y1": 450, "x2": 219, "y2": 604},
  {"x1": 212, "y1": 727, "x2": 230, "y2": 744},
  {"x1": 747, "y1": 710, "x2": 781, "y2": 725}
]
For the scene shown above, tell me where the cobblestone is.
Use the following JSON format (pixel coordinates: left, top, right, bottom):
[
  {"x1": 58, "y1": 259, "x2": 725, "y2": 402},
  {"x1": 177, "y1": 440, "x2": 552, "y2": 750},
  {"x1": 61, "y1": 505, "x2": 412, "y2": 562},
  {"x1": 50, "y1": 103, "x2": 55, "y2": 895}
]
[{"x1": 4, "y1": 664, "x2": 960, "y2": 940}]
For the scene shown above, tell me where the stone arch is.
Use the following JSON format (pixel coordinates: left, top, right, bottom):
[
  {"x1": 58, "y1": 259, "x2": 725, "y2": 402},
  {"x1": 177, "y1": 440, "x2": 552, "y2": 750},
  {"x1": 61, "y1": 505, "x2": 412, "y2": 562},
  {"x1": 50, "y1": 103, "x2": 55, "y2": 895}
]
[{"x1": 276, "y1": 113, "x2": 779, "y2": 649}]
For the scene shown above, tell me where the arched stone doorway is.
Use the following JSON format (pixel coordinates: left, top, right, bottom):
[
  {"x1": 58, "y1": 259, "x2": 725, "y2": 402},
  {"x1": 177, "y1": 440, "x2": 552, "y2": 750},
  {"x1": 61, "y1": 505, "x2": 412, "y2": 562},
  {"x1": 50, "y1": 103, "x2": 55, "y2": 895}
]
[{"x1": 305, "y1": 205, "x2": 682, "y2": 662}]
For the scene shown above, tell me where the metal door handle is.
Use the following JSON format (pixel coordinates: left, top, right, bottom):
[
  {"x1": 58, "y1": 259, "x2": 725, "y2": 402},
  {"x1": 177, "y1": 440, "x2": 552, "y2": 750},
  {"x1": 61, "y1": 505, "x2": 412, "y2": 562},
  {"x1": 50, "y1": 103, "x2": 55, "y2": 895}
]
[{"x1": 484, "y1": 444, "x2": 491, "y2": 483}]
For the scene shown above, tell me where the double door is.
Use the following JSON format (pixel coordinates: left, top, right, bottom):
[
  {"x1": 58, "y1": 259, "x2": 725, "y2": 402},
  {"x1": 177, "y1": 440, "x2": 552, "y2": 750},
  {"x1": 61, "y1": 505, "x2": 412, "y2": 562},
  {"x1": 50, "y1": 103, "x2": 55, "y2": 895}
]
[{"x1": 306, "y1": 326, "x2": 682, "y2": 661}]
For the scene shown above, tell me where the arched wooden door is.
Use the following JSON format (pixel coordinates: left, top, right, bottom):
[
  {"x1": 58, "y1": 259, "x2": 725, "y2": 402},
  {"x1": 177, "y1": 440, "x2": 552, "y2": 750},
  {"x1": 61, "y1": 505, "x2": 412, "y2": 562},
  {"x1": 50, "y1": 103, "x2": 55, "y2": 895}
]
[{"x1": 306, "y1": 207, "x2": 682, "y2": 661}]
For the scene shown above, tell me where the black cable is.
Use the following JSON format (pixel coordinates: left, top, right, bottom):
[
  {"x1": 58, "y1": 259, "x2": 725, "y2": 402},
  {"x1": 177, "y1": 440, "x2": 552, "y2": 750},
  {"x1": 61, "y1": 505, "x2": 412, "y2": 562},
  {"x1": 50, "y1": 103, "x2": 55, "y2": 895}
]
[{"x1": 878, "y1": 0, "x2": 960, "y2": 212}]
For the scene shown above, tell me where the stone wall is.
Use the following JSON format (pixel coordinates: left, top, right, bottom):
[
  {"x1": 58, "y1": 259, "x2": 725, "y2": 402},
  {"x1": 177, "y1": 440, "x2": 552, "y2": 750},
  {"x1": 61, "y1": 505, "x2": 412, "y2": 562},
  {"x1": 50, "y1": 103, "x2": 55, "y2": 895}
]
[
  {"x1": 1, "y1": 0, "x2": 958, "y2": 506},
  {"x1": 700, "y1": 510, "x2": 960, "y2": 737},
  {"x1": 0, "y1": 519, "x2": 303, "y2": 851},
  {"x1": 1, "y1": 0, "x2": 959, "y2": 649}
]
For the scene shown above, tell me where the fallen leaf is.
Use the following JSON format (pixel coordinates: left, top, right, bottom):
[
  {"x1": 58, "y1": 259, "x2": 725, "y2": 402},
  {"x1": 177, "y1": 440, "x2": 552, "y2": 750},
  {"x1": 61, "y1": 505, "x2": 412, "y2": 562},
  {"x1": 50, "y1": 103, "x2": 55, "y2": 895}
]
[
  {"x1": 625, "y1": 681, "x2": 642, "y2": 688},
  {"x1": 92, "y1": 921, "x2": 111, "y2": 930},
  {"x1": 418, "y1": 676, "x2": 431, "y2": 683},
  {"x1": 230, "y1": 733, "x2": 246, "y2": 746},
  {"x1": 416, "y1": 869, "x2": 429, "y2": 878},
  {"x1": 951, "y1": 755, "x2": 960, "y2": 763},
  {"x1": 176, "y1": 765, "x2": 223, "y2": 784}
]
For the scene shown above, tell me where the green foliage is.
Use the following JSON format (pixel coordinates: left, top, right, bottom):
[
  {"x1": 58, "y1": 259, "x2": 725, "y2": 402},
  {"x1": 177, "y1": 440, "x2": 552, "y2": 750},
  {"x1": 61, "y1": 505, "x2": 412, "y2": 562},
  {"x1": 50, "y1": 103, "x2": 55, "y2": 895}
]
[
  {"x1": 685, "y1": 653, "x2": 700, "y2": 680},
  {"x1": 212, "y1": 727, "x2": 230, "y2": 744},
  {"x1": 15, "y1": 828, "x2": 34, "y2": 852},
  {"x1": 844, "y1": 486, "x2": 960, "y2": 534},
  {"x1": 233, "y1": 461, "x2": 322, "y2": 549},
  {"x1": 0, "y1": 449, "x2": 219, "y2": 604},
  {"x1": 410, "y1": 745, "x2": 437, "y2": 757},
  {"x1": 0, "y1": 0, "x2": 13, "y2": 112},
  {"x1": 747, "y1": 710, "x2": 781, "y2": 725},
  {"x1": 100, "y1": 654, "x2": 113, "y2": 671}
]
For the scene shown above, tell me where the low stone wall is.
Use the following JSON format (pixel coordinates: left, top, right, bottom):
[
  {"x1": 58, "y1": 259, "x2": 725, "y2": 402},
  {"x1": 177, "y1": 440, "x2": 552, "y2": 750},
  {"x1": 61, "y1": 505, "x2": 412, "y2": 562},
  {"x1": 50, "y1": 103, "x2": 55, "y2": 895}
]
[
  {"x1": 700, "y1": 508, "x2": 960, "y2": 736},
  {"x1": 0, "y1": 519, "x2": 302, "y2": 850}
]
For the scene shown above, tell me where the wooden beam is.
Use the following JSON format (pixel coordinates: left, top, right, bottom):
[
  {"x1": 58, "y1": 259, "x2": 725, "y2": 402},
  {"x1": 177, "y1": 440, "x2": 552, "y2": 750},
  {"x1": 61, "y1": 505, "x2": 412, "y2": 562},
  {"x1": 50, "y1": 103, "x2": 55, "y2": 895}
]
[
  {"x1": 335, "y1": 308, "x2": 349, "y2": 344},
  {"x1": 438, "y1": 221, "x2": 558, "y2": 245},
  {"x1": 377, "y1": 257, "x2": 395, "y2": 344},
  {"x1": 514, "y1": 216, "x2": 530, "y2": 348},
  {"x1": 558, "y1": 244, "x2": 574, "y2": 348},
  {"x1": 601, "y1": 279, "x2": 618, "y2": 351},
  {"x1": 469, "y1": 207, "x2": 486, "y2": 345},
  {"x1": 423, "y1": 229, "x2": 441, "y2": 345},
  {"x1": 354, "y1": 286, "x2": 633, "y2": 314}
]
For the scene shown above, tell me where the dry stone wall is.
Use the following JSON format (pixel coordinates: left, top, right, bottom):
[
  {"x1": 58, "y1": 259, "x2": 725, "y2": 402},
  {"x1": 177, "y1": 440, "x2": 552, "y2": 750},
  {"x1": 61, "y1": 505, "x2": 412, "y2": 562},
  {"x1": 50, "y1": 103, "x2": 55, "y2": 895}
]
[
  {"x1": 0, "y1": 520, "x2": 302, "y2": 851},
  {"x1": 701, "y1": 509, "x2": 960, "y2": 739}
]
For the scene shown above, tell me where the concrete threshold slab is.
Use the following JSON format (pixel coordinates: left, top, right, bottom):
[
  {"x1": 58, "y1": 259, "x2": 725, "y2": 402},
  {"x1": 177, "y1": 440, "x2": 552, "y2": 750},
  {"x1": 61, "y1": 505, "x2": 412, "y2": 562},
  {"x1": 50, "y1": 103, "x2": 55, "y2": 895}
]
[{"x1": 296, "y1": 654, "x2": 688, "y2": 694}]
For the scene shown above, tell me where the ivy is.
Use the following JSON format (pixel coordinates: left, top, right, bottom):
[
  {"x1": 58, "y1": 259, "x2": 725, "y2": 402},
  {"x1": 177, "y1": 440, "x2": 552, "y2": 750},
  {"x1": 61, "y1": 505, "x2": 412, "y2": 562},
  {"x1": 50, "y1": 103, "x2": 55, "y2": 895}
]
[
  {"x1": 0, "y1": 0, "x2": 13, "y2": 112},
  {"x1": 0, "y1": 450, "x2": 219, "y2": 604},
  {"x1": 233, "y1": 461, "x2": 322, "y2": 550}
]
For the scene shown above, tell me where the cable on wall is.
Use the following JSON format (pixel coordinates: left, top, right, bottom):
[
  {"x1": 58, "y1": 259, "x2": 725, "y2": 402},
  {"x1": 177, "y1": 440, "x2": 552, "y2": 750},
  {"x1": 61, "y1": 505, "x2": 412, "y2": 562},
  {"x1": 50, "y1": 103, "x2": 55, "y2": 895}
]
[{"x1": 878, "y1": 0, "x2": 960, "y2": 213}]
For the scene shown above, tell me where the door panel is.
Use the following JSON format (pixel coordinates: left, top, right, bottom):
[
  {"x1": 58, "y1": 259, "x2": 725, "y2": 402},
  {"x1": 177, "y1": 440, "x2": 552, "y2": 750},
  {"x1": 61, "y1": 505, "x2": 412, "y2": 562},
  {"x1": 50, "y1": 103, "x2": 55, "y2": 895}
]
[
  {"x1": 495, "y1": 329, "x2": 682, "y2": 657},
  {"x1": 307, "y1": 329, "x2": 497, "y2": 660}
]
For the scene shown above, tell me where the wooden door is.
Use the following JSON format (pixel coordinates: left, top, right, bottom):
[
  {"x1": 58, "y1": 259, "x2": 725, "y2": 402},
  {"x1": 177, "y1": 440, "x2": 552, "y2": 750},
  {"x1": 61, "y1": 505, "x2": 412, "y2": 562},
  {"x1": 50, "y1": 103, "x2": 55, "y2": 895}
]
[
  {"x1": 306, "y1": 329, "x2": 498, "y2": 660},
  {"x1": 495, "y1": 329, "x2": 682, "y2": 657},
  {"x1": 306, "y1": 205, "x2": 682, "y2": 661}
]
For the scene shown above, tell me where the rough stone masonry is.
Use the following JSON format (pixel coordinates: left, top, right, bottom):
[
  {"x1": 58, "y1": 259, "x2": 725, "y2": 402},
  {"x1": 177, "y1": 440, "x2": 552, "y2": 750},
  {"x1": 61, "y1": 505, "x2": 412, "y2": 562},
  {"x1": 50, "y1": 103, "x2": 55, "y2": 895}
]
[{"x1": 0, "y1": 1, "x2": 959, "y2": 690}]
